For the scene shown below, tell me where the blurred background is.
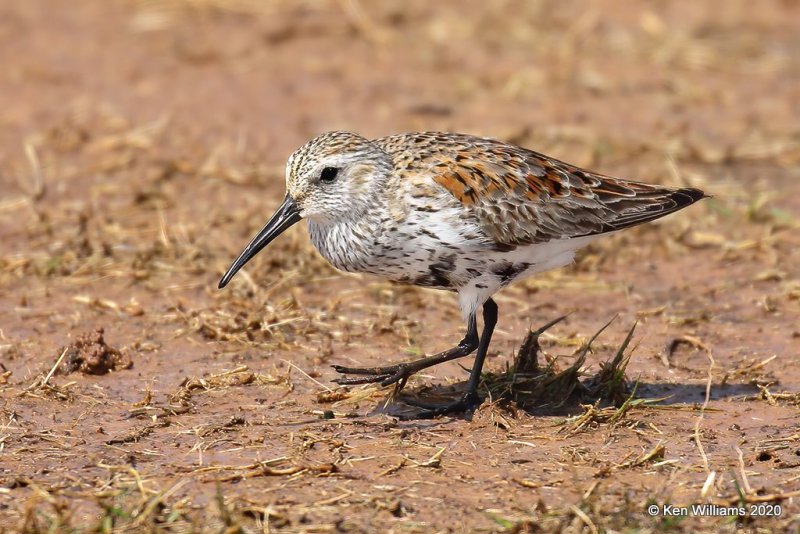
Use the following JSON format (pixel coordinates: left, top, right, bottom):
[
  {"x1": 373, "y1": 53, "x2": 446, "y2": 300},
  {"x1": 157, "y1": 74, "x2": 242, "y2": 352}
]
[{"x1": 1, "y1": 0, "x2": 799, "y2": 531}]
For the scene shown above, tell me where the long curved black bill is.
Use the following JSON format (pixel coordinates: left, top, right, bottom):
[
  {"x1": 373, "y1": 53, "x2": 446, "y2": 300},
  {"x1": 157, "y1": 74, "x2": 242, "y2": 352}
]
[{"x1": 218, "y1": 195, "x2": 302, "y2": 289}]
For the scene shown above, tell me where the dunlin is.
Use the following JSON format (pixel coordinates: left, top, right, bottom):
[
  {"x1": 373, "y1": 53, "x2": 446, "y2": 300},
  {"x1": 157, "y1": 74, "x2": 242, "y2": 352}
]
[{"x1": 219, "y1": 131, "x2": 705, "y2": 417}]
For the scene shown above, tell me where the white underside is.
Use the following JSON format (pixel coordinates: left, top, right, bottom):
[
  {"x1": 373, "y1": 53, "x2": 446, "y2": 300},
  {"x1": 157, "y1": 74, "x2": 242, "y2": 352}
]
[
  {"x1": 456, "y1": 234, "x2": 601, "y2": 319},
  {"x1": 309, "y1": 203, "x2": 611, "y2": 321}
]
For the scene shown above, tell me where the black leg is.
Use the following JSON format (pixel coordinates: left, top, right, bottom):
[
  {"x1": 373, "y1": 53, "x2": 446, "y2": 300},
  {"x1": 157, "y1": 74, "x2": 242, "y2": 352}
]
[
  {"x1": 332, "y1": 314, "x2": 479, "y2": 389},
  {"x1": 405, "y1": 298, "x2": 499, "y2": 418}
]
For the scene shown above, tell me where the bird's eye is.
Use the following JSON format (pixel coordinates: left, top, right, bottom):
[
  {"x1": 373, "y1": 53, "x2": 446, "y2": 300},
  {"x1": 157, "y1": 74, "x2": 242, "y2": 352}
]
[{"x1": 319, "y1": 167, "x2": 339, "y2": 183}]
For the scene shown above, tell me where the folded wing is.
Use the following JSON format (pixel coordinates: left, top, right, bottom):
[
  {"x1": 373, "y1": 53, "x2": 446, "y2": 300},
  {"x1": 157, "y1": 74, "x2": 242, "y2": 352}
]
[{"x1": 382, "y1": 132, "x2": 705, "y2": 246}]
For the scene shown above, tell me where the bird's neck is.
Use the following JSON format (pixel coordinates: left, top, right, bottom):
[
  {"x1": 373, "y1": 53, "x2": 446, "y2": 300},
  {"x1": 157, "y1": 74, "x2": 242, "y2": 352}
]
[{"x1": 307, "y1": 201, "x2": 387, "y2": 273}]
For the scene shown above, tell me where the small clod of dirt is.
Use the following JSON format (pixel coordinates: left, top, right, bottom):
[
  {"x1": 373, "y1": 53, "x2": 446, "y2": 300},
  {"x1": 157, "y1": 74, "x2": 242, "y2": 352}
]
[{"x1": 58, "y1": 328, "x2": 132, "y2": 375}]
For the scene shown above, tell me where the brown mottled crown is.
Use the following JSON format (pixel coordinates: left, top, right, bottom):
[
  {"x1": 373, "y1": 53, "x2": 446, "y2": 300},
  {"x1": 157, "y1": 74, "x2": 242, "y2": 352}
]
[{"x1": 287, "y1": 131, "x2": 378, "y2": 184}]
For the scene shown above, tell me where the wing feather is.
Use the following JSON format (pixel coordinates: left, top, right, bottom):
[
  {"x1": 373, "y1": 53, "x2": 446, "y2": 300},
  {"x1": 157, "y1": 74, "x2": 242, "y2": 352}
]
[{"x1": 377, "y1": 132, "x2": 705, "y2": 246}]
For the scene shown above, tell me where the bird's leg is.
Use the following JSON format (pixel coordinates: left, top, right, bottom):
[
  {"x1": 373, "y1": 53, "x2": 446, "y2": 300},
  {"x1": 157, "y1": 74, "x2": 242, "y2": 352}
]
[
  {"x1": 332, "y1": 314, "x2": 479, "y2": 388},
  {"x1": 403, "y1": 298, "x2": 498, "y2": 418}
]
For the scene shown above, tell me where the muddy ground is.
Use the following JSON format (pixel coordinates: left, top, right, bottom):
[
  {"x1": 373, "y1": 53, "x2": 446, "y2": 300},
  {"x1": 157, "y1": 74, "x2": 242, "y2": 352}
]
[{"x1": 1, "y1": 0, "x2": 800, "y2": 532}]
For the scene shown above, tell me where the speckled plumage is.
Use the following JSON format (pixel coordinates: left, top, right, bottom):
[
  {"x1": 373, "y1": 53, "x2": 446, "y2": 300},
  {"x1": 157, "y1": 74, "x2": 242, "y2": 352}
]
[
  {"x1": 220, "y1": 130, "x2": 705, "y2": 416},
  {"x1": 290, "y1": 131, "x2": 704, "y2": 318}
]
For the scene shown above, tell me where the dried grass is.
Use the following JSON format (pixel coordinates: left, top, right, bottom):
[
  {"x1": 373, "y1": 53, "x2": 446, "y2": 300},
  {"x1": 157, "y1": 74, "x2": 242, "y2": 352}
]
[
  {"x1": 485, "y1": 317, "x2": 637, "y2": 414},
  {"x1": 2, "y1": 0, "x2": 799, "y2": 531}
]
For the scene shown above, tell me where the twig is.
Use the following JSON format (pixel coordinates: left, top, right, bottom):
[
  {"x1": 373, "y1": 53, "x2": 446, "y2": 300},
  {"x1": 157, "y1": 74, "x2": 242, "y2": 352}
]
[
  {"x1": 693, "y1": 347, "x2": 715, "y2": 473},
  {"x1": 43, "y1": 348, "x2": 68, "y2": 386},
  {"x1": 570, "y1": 505, "x2": 598, "y2": 534},
  {"x1": 736, "y1": 447, "x2": 752, "y2": 495},
  {"x1": 23, "y1": 140, "x2": 45, "y2": 200},
  {"x1": 282, "y1": 360, "x2": 332, "y2": 392},
  {"x1": 701, "y1": 471, "x2": 716, "y2": 498}
]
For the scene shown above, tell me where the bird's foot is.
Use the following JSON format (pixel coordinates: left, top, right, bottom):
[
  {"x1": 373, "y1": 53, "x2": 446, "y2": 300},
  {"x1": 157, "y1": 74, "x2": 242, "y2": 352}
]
[
  {"x1": 331, "y1": 363, "x2": 413, "y2": 389},
  {"x1": 400, "y1": 390, "x2": 483, "y2": 419}
]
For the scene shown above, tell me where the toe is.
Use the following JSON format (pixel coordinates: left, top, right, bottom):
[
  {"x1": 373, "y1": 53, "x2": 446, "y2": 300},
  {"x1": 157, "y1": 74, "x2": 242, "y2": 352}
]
[
  {"x1": 402, "y1": 391, "x2": 484, "y2": 418},
  {"x1": 332, "y1": 374, "x2": 391, "y2": 385}
]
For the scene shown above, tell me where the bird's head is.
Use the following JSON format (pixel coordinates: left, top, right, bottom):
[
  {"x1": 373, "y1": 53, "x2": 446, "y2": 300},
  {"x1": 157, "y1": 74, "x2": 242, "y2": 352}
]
[
  {"x1": 218, "y1": 131, "x2": 391, "y2": 288},
  {"x1": 285, "y1": 131, "x2": 392, "y2": 223}
]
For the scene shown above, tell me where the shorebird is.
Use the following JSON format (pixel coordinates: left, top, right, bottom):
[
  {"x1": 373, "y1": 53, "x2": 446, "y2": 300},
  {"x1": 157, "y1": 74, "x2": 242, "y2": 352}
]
[{"x1": 219, "y1": 131, "x2": 705, "y2": 417}]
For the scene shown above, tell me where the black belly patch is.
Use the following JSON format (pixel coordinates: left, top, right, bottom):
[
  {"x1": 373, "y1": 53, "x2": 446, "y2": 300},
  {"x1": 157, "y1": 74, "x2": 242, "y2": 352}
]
[
  {"x1": 413, "y1": 253, "x2": 456, "y2": 289},
  {"x1": 493, "y1": 261, "x2": 531, "y2": 285}
]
